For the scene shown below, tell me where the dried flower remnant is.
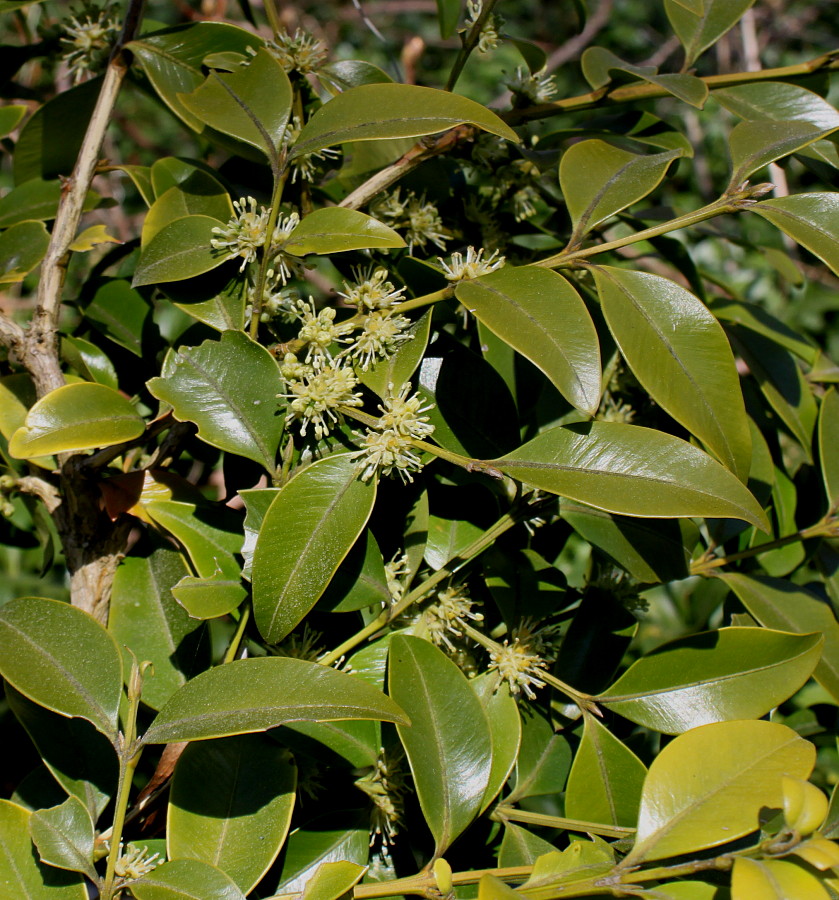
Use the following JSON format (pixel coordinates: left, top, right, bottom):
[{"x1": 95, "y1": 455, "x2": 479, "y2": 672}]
[
  {"x1": 61, "y1": 6, "x2": 120, "y2": 82},
  {"x1": 422, "y1": 586, "x2": 484, "y2": 652},
  {"x1": 507, "y1": 66, "x2": 558, "y2": 104},
  {"x1": 211, "y1": 197, "x2": 270, "y2": 272},
  {"x1": 439, "y1": 246, "x2": 505, "y2": 282},
  {"x1": 260, "y1": 28, "x2": 327, "y2": 73}
]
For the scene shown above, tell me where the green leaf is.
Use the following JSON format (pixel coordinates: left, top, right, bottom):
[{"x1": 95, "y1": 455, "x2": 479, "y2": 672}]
[
  {"x1": 389, "y1": 635, "x2": 492, "y2": 855},
  {"x1": 510, "y1": 710, "x2": 572, "y2": 802},
  {"x1": 0, "y1": 219, "x2": 50, "y2": 284},
  {"x1": 0, "y1": 801, "x2": 86, "y2": 900},
  {"x1": 753, "y1": 194, "x2": 839, "y2": 280},
  {"x1": 133, "y1": 214, "x2": 227, "y2": 286},
  {"x1": 141, "y1": 656, "x2": 408, "y2": 745},
  {"x1": 82, "y1": 279, "x2": 152, "y2": 357},
  {"x1": 115, "y1": 164, "x2": 155, "y2": 206},
  {"x1": 318, "y1": 529, "x2": 391, "y2": 613},
  {"x1": 565, "y1": 714, "x2": 646, "y2": 828},
  {"x1": 141, "y1": 173, "x2": 233, "y2": 246},
  {"x1": 8, "y1": 382, "x2": 145, "y2": 459},
  {"x1": 128, "y1": 23, "x2": 263, "y2": 133},
  {"x1": 178, "y1": 48, "x2": 293, "y2": 161},
  {"x1": 495, "y1": 422, "x2": 768, "y2": 530},
  {"x1": 471, "y1": 675, "x2": 522, "y2": 813},
  {"x1": 664, "y1": 0, "x2": 756, "y2": 68},
  {"x1": 581, "y1": 47, "x2": 708, "y2": 108},
  {"x1": 147, "y1": 331, "x2": 284, "y2": 470},
  {"x1": 110, "y1": 543, "x2": 208, "y2": 710},
  {"x1": 728, "y1": 120, "x2": 839, "y2": 186},
  {"x1": 0, "y1": 179, "x2": 98, "y2": 228},
  {"x1": 5, "y1": 687, "x2": 117, "y2": 819},
  {"x1": 61, "y1": 336, "x2": 118, "y2": 391},
  {"x1": 292, "y1": 84, "x2": 519, "y2": 158},
  {"x1": 130, "y1": 859, "x2": 246, "y2": 900},
  {"x1": 253, "y1": 454, "x2": 376, "y2": 642},
  {"x1": 819, "y1": 387, "x2": 839, "y2": 506},
  {"x1": 275, "y1": 815, "x2": 369, "y2": 893},
  {"x1": 714, "y1": 81, "x2": 839, "y2": 129},
  {"x1": 285, "y1": 207, "x2": 405, "y2": 256},
  {"x1": 624, "y1": 720, "x2": 814, "y2": 864},
  {"x1": 317, "y1": 60, "x2": 393, "y2": 95},
  {"x1": 559, "y1": 140, "x2": 682, "y2": 241},
  {"x1": 0, "y1": 597, "x2": 123, "y2": 741},
  {"x1": 709, "y1": 296, "x2": 817, "y2": 365},
  {"x1": 0, "y1": 104, "x2": 25, "y2": 138},
  {"x1": 284, "y1": 717, "x2": 381, "y2": 768},
  {"x1": 594, "y1": 267, "x2": 751, "y2": 480},
  {"x1": 360, "y1": 309, "x2": 432, "y2": 399},
  {"x1": 435, "y1": 0, "x2": 461, "y2": 38},
  {"x1": 597, "y1": 627, "x2": 823, "y2": 734},
  {"x1": 29, "y1": 797, "x2": 96, "y2": 879},
  {"x1": 732, "y1": 858, "x2": 830, "y2": 900},
  {"x1": 172, "y1": 571, "x2": 248, "y2": 620},
  {"x1": 424, "y1": 513, "x2": 483, "y2": 571},
  {"x1": 498, "y1": 823, "x2": 557, "y2": 867},
  {"x1": 720, "y1": 573, "x2": 839, "y2": 706},
  {"x1": 301, "y1": 862, "x2": 367, "y2": 900},
  {"x1": 455, "y1": 266, "x2": 601, "y2": 415},
  {"x1": 168, "y1": 734, "x2": 296, "y2": 894}
]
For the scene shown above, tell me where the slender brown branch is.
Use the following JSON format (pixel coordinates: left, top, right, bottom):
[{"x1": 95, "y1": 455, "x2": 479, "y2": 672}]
[{"x1": 15, "y1": 475, "x2": 61, "y2": 513}]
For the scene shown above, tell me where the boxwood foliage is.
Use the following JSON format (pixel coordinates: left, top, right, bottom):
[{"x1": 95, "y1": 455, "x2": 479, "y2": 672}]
[{"x1": 3, "y1": 1, "x2": 839, "y2": 898}]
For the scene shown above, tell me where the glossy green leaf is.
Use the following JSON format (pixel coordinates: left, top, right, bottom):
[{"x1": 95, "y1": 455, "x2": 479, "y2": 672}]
[
  {"x1": 0, "y1": 219, "x2": 50, "y2": 284},
  {"x1": 275, "y1": 815, "x2": 369, "y2": 893},
  {"x1": 133, "y1": 214, "x2": 227, "y2": 286},
  {"x1": 240, "y1": 488, "x2": 278, "y2": 581},
  {"x1": 168, "y1": 734, "x2": 296, "y2": 894},
  {"x1": 598, "y1": 627, "x2": 823, "y2": 734},
  {"x1": 301, "y1": 861, "x2": 366, "y2": 900},
  {"x1": 456, "y1": 266, "x2": 601, "y2": 415},
  {"x1": 389, "y1": 635, "x2": 492, "y2": 855},
  {"x1": 317, "y1": 60, "x2": 393, "y2": 95},
  {"x1": 424, "y1": 514, "x2": 483, "y2": 571},
  {"x1": 0, "y1": 597, "x2": 123, "y2": 740},
  {"x1": 0, "y1": 801, "x2": 86, "y2": 900},
  {"x1": 172, "y1": 571, "x2": 248, "y2": 620},
  {"x1": 495, "y1": 422, "x2": 768, "y2": 529},
  {"x1": 360, "y1": 309, "x2": 432, "y2": 398},
  {"x1": 594, "y1": 267, "x2": 751, "y2": 479},
  {"x1": 116, "y1": 164, "x2": 155, "y2": 206},
  {"x1": 5, "y1": 686, "x2": 117, "y2": 819},
  {"x1": 292, "y1": 84, "x2": 519, "y2": 158},
  {"x1": 509, "y1": 710, "x2": 572, "y2": 802},
  {"x1": 110, "y1": 543, "x2": 208, "y2": 710},
  {"x1": 565, "y1": 714, "x2": 646, "y2": 828},
  {"x1": 753, "y1": 193, "x2": 839, "y2": 280},
  {"x1": 0, "y1": 179, "x2": 98, "y2": 228},
  {"x1": 0, "y1": 373, "x2": 54, "y2": 468},
  {"x1": 29, "y1": 796, "x2": 95, "y2": 879},
  {"x1": 498, "y1": 823, "x2": 557, "y2": 867},
  {"x1": 8, "y1": 382, "x2": 144, "y2": 459},
  {"x1": 284, "y1": 716, "x2": 381, "y2": 768},
  {"x1": 709, "y1": 296, "x2": 817, "y2": 365},
  {"x1": 252, "y1": 454, "x2": 376, "y2": 643},
  {"x1": 721, "y1": 573, "x2": 839, "y2": 705},
  {"x1": 61, "y1": 337, "x2": 118, "y2": 390},
  {"x1": 144, "y1": 500, "x2": 242, "y2": 580},
  {"x1": 471, "y1": 674, "x2": 522, "y2": 813},
  {"x1": 130, "y1": 859, "x2": 246, "y2": 900},
  {"x1": 728, "y1": 119, "x2": 839, "y2": 185},
  {"x1": 625, "y1": 720, "x2": 814, "y2": 864},
  {"x1": 128, "y1": 23, "x2": 262, "y2": 132},
  {"x1": 178, "y1": 48, "x2": 293, "y2": 161},
  {"x1": 173, "y1": 271, "x2": 248, "y2": 333},
  {"x1": 820, "y1": 387, "x2": 839, "y2": 506},
  {"x1": 560, "y1": 140, "x2": 681, "y2": 240},
  {"x1": 318, "y1": 529, "x2": 390, "y2": 613},
  {"x1": 82, "y1": 279, "x2": 152, "y2": 357},
  {"x1": 714, "y1": 81, "x2": 839, "y2": 129},
  {"x1": 141, "y1": 656, "x2": 408, "y2": 745},
  {"x1": 732, "y1": 857, "x2": 830, "y2": 900},
  {"x1": 142, "y1": 175, "x2": 233, "y2": 246},
  {"x1": 435, "y1": 0, "x2": 461, "y2": 38},
  {"x1": 285, "y1": 207, "x2": 405, "y2": 256},
  {"x1": 13, "y1": 78, "x2": 101, "y2": 183},
  {"x1": 664, "y1": 0, "x2": 755, "y2": 67},
  {"x1": 581, "y1": 47, "x2": 708, "y2": 107},
  {"x1": 147, "y1": 331, "x2": 284, "y2": 470},
  {"x1": 0, "y1": 104, "x2": 25, "y2": 138}
]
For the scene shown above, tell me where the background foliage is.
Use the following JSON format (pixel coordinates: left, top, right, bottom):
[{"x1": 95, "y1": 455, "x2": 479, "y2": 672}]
[{"x1": 3, "y1": 1, "x2": 839, "y2": 898}]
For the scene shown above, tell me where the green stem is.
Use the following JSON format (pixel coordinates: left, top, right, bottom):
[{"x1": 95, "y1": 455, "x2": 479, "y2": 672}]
[
  {"x1": 691, "y1": 515, "x2": 839, "y2": 575},
  {"x1": 392, "y1": 286, "x2": 453, "y2": 314},
  {"x1": 224, "y1": 601, "x2": 252, "y2": 664},
  {"x1": 250, "y1": 165, "x2": 290, "y2": 338},
  {"x1": 353, "y1": 865, "x2": 535, "y2": 899},
  {"x1": 494, "y1": 806, "x2": 635, "y2": 839},
  {"x1": 101, "y1": 662, "x2": 146, "y2": 900},
  {"x1": 445, "y1": 0, "x2": 501, "y2": 92}
]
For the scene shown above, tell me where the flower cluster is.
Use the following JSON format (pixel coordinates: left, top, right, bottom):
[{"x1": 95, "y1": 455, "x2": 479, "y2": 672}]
[
  {"x1": 384, "y1": 552, "x2": 410, "y2": 603},
  {"x1": 281, "y1": 359, "x2": 363, "y2": 440},
  {"x1": 351, "y1": 384, "x2": 435, "y2": 483},
  {"x1": 282, "y1": 115, "x2": 339, "y2": 183},
  {"x1": 465, "y1": 0, "x2": 503, "y2": 54},
  {"x1": 261, "y1": 28, "x2": 327, "y2": 73},
  {"x1": 421, "y1": 586, "x2": 484, "y2": 652},
  {"x1": 114, "y1": 843, "x2": 161, "y2": 881},
  {"x1": 487, "y1": 620, "x2": 561, "y2": 700},
  {"x1": 294, "y1": 297, "x2": 355, "y2": 362},
  {"x1": 507, "y1": 66, "x2": 558, "y2": 104},
  {"x1": 439, "y1": 246, "x2": 505, "y2": 282},
  {"x1": 355, "y1": 748, "x2": 407, "y2": 846},
  {"x1": 60, "y1": 5, "x2": 120, "y2": 82},
  {"x1": 338, "y1": 266, "x2": 405, "y2": 311},
  {"x1": 370, "y1": 189, "x2": 449, "y2": 254}
]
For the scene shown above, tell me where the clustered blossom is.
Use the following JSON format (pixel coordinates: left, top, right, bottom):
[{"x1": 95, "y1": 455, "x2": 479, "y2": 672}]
[
  {"x1": 257, "y1": 277, "x2": 299, "y2": 323},
  {"x1": 351, "y1": 384, "x2": 435, "y2": 483},
  {"x1": 283, "y1": 115, "x2": 339, "y2": 183},
  {"x1": 294, "y1": 298, "x2": 355, "y2": 362},
  {"x1": 384, "y1": 552, "x2": 410, "y2": 604},
  {"x1": 370, "y1": 189, "x2": 449, "y2": 254},
  {"x1": 355, "y1": 748, "x2": 407, "y2": 846},
  {"x1": 338, "y1": 266, "x2": 405, "y2": 311},
  {"x1": 211, "y1": 197, "x2": 271, "y2": 272},
  {"x1": 507, "y1": 66, "x2": 558, "y2": 104},
  {"x1": 260, "y1": 28, "x2": 327, "y2": 73},
  {"x1": 347, "y1": 310, "x2": 413, "y2": 371},
  {"x1": 282, "y1": 361, "x2": 363, "y2": 439},
  {"x1": 421, "y1": 586, "x2": 484, "y2": 652},
  {"x1": 465, "y1": 0, "x2": 503, "y2": 54},
  {"x1": 114, "y1": 843, "x2": 161, "y2": 881},
  {"x1": 439, "y1": 246, "x2": 505, "y2": 282},
  {"x1": 61, "y1": 6, "x2": 120, "y2": 82},
  {"x1": 269, "y1": 211, "x2": 303, "y2": 284},
  {"x1": 488, "y1": 637, "x2": 550, "y2": 699}
]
